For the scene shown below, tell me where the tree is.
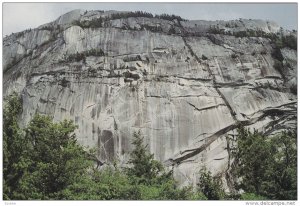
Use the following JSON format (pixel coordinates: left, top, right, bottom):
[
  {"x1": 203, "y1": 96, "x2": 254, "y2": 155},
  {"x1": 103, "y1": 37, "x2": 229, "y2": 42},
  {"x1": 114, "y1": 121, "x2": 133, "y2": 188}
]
[
  {"x1": 233, "y1": 127, "x2": 297, "y2": 200},
  {"x1": 3, "y1": 92, "x2": 28, "y2": 199},
  {"x1": 197, "y1": 168, "x2": 225, "y2": 200},
  {"x1": 125, "y1": 131, "x2": 204, "y2": 200},
  {"x1": 126, "y1": 131, "x2": 164, "y2": 185},
  {"x1": 9, "y1": 114, "x2": 93, "y2": 200},
  {"x1": 233, "y1": 127, "x2": 272, "y2": 195},
  {"x1": 262, "y1": 131, "x2": 297, "y2": 200}
]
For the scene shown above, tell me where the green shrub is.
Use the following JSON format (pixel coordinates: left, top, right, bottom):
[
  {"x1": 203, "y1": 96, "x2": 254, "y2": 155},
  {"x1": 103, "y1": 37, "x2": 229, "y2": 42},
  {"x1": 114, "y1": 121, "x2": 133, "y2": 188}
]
[
  {"x1": 197, "y1": 168, "x2": 225, "y2": 200},
  {"x1": 231, "y1": 53, "x2": 238, "y2": 59},
  {"x1": 290, "y1": 84, "x2": 297, "y2": 95},
  {"x1": 202, "y1": 54, "x2": 208, "y2": 60},
  {"x1": 155, "y1": 13, "x2": 186, "y2": 21},
  {"x1": 273, "y1": 59, "x2": 284, "y2": 75},
  {"x1": 233, "y1": 127, "x2": 297, "y2": 200},
  {"x1": 66, "y1": 48, "x2": 105, "y2": 62},
  {"x1": 240, "y1": 193, "x2": 267, "y2": 200}
]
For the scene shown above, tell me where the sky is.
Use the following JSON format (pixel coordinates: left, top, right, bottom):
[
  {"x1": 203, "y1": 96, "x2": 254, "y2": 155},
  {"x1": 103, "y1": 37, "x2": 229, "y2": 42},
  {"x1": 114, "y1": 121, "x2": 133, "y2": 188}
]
[{"x1": 2, "y1": 2, "x2": 298, "y2": 36}]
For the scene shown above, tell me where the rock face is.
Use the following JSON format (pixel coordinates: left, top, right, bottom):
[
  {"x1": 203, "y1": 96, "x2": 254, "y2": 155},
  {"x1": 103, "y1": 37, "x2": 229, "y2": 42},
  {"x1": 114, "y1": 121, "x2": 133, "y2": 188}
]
[{"x1": 3, "y1": 10, "x2": 297, "y2": 189}]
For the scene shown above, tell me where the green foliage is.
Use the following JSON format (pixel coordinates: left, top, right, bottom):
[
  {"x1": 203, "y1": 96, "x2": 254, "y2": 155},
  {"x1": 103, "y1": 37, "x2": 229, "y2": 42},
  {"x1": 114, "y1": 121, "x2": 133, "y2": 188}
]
[
  {"x1": 3, "y1": 94, "x2": 94, "y2": 200},
  {"x1": 58, "y1": 130, "x2": 202, "y2": 200},
  {"x1": 234, "y1": 30, "x2": 248, "y2": 38},
  {"x1": 231, "y1": 53, "x2": 238, "y2": 59},
  {"x1": 111, "y1": 11, "x2": 154, "y2": 20},
  {"x1": 263, "y1": 131, "x2": 297, "y2": 200},
  {"x1": 270, "y1": 34, "x2": 297, "y2": 78},
  {"x1": 202, "y1": 54, "x2": 208, "y2": 60},
  {"x1": 273, "y1": 59, "x2": 284, "y2": 74},
  {"x1": 61, "y1": 167, "x2": 140, "y2": 200},
  {"x1": 12, "y1": 114, "x2": 92, "y2": 200},
  {"x1": 283, "y1": 35, "x2": 297, "y2": 50},
  {"x1": 197, "y1": 168, "x2": 225, "y2": 200},
  {"x1": 290, "y1": 84, "x2": 297, "y2": 95},
  {"x1": 271, "y1": 46, "x2": 285, "y2": 77},
  {"x1": 84, "y1": 48, "x2": 105, "y2": 57},
  {"x1": 66, "y1": 48, "x2": 105, "y2": 62},
  {"x1": 76, "y1": 11, "x2": 186, "y2": 29},
  {"x1": 168, "y1": 26, "x2": 176, "y2": 35},
  {"x1": 233, "y1": 127, "x2": 297, "y2": 200},
  {"x1": 123, "y1": 55, "x2": 142, "y2": 62},
  {"x1": 185, "y1": 190, "x2": 208, "y2": 200},
  {"x1": 125, "y1": 131, "x2": 201, "y2": 200},
  {"x1": 3, "y1": 92, "x2": 27, "y2": 199},
  {"x1": 155, "y1": 13, "x2": 186, "y2": 21},
  {"x1": 74, "y1": 11, "x2": 185, "y2": 30},
  {"x1": 272, "y1": 48, "x2": 284, "y2": 62},
  {"x1": 67, "y1": 52, "x2": 85, "y2": 62},
  {"x1": 123, "y1": 71, "x2": 140, "y2": 80},
  {"x1": 126, "y1": 131, "x2": 165, "y2": 184},
  {"x1": 140, "y1": 24, "x2": 163, "y2": 32},
  {"x1": 208, "y1": 27, "x2": 297, "y2": 51},
  {"x1": 274, "y1": 34, "x2": 297, "y2": 50},
  {"x1": 260, "y1": 49, "x2": 267, "y2": 55},
  {"x1": 240, "y1": 193, "x2": 267, "y2": 200},
  {"x1": 73, "y1": 17, "x2": 104, "y2": 28},
  {"x1": 233, "y1": 127, "x2": 272, "y2": 195}
]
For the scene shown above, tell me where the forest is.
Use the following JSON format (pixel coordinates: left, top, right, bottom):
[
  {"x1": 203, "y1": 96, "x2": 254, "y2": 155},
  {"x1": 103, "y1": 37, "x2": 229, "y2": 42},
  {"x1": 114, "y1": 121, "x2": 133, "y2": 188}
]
[{"x1": 3, "y1": 92, "x2": 297, "y2": 200}]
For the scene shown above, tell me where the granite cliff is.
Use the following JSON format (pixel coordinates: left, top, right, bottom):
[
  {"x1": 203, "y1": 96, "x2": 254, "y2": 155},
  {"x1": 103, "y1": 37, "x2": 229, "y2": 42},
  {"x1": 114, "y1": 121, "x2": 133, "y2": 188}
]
[{"x1": 3, "y1": 10, "x2": 297, "y2": 190}]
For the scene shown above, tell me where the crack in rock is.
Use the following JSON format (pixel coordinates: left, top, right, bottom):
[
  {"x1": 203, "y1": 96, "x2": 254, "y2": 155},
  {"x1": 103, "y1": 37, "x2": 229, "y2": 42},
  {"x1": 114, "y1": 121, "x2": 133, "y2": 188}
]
[
  {"x1": 167, "y1": 104, "x2": 291, "y2": 165},
  {"x1": 181, "y1": 35, "x2": 238, "y2": 122},
  {"x1": 186, "y1": 101, "x2": 226, "y2": 112}
]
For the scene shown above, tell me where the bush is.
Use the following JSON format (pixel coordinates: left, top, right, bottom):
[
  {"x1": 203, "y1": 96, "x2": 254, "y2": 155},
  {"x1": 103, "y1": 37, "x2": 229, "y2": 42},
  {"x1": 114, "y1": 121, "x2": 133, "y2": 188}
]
[
  {"x1": 140, "y1": 24, "x2": 163, "y2": 32},
  {"x1": 66, "y1": 48, "x2": 105, "y2": 62},
  {"x1": 197, "y1": 168, "x2": 225, "y2": 200},
  {"x1": 272, "y1": 47, "x2": 284, "y2": 61},
  {"x1": 123, "y1": 55, "x2": 142, "y2": 62},
  {"x1": 260, "y1": 50, "x2": 267, "y2": 55},
  {"x1": 273, "y1": 59, "x2": 284, "y2": 75},
  {"x1": 155, "y1": 13, "x2": 186, "y2": 21},
  {"x1": 290, "y1": 84, "x2": 297, "y2": 95},
  {"x1": 61, "y1": 167, "x2": 140, "y2": 200},
  {"x1": 231, "y1": 53, "x2": 238, "y2": 59},
  {"x1": 202, "y1": 54, "x2": 208, "y2": 60},
  {"x1": 123, "y1": 71, "x2": 140, "y2": 80},
  {"x1": 282, "y1": 35, "x2": 297, "y2": 50},
  {"x1": 240, "y1": 193, "x2": 267, "y2": 200},
  {"x1": 73, "y1": 18, "x2": 104, "y2": 28},
  {"x1": 168, "y1": 26, "x2": 176, "y2": 35}
]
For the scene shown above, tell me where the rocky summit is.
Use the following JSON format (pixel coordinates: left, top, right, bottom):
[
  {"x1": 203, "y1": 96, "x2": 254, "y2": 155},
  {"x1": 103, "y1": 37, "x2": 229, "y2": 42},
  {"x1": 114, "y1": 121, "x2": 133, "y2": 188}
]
[{"x1": 3, "y1": 9, "x2": 297, "y2": 190}]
